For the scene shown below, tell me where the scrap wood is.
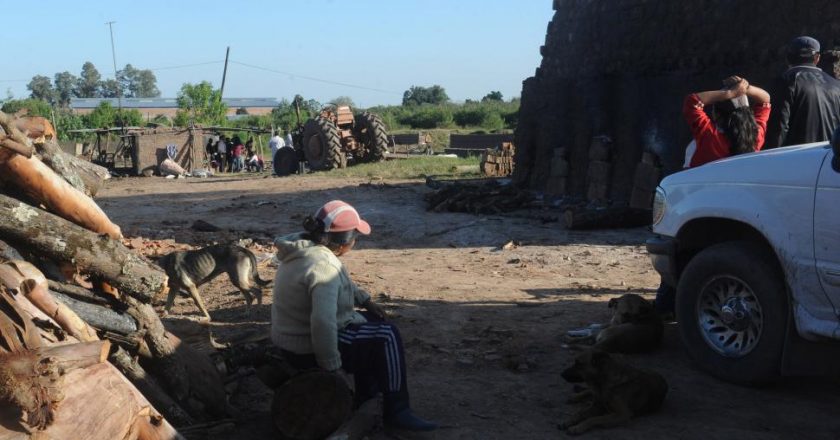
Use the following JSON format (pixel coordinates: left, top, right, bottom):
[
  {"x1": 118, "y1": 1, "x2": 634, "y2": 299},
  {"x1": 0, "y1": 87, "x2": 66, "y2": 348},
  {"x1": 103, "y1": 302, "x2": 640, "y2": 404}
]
[
  {"x1": 0, "y1": 111, "x2": 34, "y2": 157},
  {"x1": 425, "y1": 181, "x2": 532, "y2": 214}
]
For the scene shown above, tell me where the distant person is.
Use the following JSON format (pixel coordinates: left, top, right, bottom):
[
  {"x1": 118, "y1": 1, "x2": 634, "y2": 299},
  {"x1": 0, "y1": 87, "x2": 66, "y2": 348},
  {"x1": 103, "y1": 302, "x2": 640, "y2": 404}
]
[
  {"x1": 269, "y1": 130, "x2": 285, "y2": 159},
  {"x1": 247, "y1": 151, "x2": 264, "y2": 172},
  {"x1": 285, "y1": 131, "x2": 294, "y2": 148},
  {"x1": 766, "y1": 36, "x2": 840, "y2": 148},
  {"x1": 656, "y1": 75, "x2": 771, "y2": 318},
  {"x1": 232, "y1": 141, "x2": 245, "y2": 172},
  {"x1": 216, "y1": 136, "x2": 228, "y2": 173}
]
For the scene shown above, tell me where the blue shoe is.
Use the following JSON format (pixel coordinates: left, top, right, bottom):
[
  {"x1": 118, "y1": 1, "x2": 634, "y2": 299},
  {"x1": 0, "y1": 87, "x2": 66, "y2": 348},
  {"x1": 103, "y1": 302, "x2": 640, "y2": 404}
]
[{"x1": 386, "y1": 409, "x2": 438, "y2": 431}]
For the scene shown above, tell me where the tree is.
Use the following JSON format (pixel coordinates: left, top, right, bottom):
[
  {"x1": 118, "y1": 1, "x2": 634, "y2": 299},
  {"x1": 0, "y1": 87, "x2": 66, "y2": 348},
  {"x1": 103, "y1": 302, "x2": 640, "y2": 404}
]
[
  {"x1": 175, "y1": 81, "x2": 227, "y2": 126},
  {"x1": 482, "y1": 91, "x2": 504, "y2": 102},
  {"x1": 402, "y1": 85, "x2": 449, "y2": 106},
  {"x1": 1, "y1": 98, "x2": 53, "y2": 118},
  {"x1": 84, "y1": 101, "x2": 143, "y2": 128},
  {"x1": 100, "y1": 79, "x2": 121, "y2": 98},
  {"x1": 270, "y1": 96, "x2": 322, "y2": 131},
  {"x1": 77, "y1": 62, "x2": 102, "y2": 98},
  {"x1": 27, "y1": 75, "x2": 55, "y2": 104},
  {"x1": 330, "y1": 96, "x2": 355, "y2": 107},
  {"x1": 118, "y1": 64, "x2": 160, "y2": 98},
  {"x1": 54, "y1": 71, "x2": 79, "y2": 106}
]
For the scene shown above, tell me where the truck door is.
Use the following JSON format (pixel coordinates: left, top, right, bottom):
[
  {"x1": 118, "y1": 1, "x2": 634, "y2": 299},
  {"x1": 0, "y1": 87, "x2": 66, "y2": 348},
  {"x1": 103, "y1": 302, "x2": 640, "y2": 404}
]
[{"x1": 814, "y1": 148, "x2": 840, "y2": 313}]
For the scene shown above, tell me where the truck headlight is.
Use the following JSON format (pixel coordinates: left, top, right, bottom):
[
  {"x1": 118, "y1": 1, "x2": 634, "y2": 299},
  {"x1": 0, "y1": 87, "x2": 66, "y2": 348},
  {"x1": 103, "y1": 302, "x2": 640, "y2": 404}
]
[{"x1": 652, "y1": 187, "x2": 666, "y2": 225}]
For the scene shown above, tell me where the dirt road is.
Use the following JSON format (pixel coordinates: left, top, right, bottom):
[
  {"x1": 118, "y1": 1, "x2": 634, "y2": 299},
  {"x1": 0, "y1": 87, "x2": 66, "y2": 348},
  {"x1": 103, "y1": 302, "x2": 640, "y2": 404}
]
[{"x1": 99, "y1": 174, "x2": 840, "y2": 440}]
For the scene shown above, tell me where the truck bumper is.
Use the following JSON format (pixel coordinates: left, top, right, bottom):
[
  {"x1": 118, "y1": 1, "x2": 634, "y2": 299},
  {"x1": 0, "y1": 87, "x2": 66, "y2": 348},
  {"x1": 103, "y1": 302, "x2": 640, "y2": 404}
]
[{"x1": 646, "y1": 236, "x2": 678, "y2": 287}]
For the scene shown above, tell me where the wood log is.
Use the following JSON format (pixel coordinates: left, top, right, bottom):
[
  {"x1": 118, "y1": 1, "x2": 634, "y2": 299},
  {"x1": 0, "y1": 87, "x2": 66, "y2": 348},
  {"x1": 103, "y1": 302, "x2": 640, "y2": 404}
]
[
  {"x1": 110, "y1": 346, "x2": 195, "y2": 427},
  {"x1": 23, "y1": 278, "x2": 99, "y2": 342},
  {"x1": 326, "y1": 396, "x2": 382, "y2": 440},
  {"x1": 0, "y1": 194, "x2": 167, "y2": 302},
  {"x1": 564, "y1": 207, "x2": 652, "y2": 230},
  {"x1": 47, "y1": 280, "x2": 110, "y2": 305},
  {"x1": 34, "y1": 139, "x2": 109, "y2": 197},
  {"x1": 0, "y1": 150, "x2": 121, "y2": 239},
  {"x1": 0, "y1": 112, "x2": 34, "y2": 157},
  {"x1": 272, "y1": 371, "x2": 353, "y2": 440},
  {"x1": 50, "y1": 290, "x2": 138, "y2": 335},
  {"x1": 34, "y1": 340, "x2": 110, "y2": 371},
  {"x1": 12, "y1": 116, "x2": 56, "y2": 142}
]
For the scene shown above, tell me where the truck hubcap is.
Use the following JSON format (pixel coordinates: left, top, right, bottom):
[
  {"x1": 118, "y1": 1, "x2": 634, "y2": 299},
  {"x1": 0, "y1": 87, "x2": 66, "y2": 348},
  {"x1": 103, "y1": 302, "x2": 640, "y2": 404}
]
[{"x1": 697, "y1": 276, "x2": 763, "y2": 357}]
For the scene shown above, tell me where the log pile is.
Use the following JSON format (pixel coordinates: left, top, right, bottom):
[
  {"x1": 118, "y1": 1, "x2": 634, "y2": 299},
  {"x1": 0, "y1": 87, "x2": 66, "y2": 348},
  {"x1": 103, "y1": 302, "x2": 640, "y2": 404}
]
[
  {"x1": 425, "y1": 180, "x2": 533, "y2": 214},
  {"x1": 0, "y1": 111, "x2": 225, "y2": 439},
  {"x1": 480, "y1": 142, "x2": 515, "y2": 177}
]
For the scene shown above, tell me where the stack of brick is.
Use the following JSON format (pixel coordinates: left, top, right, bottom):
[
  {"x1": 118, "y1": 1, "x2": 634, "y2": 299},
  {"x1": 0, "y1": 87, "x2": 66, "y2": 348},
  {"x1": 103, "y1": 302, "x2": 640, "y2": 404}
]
[
  {"x1": 586, "y1": 136, "x2": 612, "y2": 202},
  {"x1": 545, "y1": 147, "x2": 568, "y2": 195},
  {"x1": 629, "y1": 152, "x2": 662, "y2": 209},
  {"x1": 481, "y1": 142, "x2": 516, "y2": 177}
]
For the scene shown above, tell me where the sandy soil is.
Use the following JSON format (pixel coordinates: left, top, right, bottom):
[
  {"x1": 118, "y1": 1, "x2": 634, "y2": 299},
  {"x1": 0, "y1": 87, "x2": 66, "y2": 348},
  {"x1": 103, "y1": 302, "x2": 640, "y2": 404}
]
[{"x1": 98, "y1": 173, "x2": 840, "y2": 440}]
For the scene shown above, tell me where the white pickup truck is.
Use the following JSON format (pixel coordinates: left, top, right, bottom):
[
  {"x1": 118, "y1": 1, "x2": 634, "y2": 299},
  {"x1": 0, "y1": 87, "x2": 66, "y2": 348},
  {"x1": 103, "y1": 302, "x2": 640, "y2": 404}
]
[{"x1": 647, "y1": 138, "x2": 840, "y2": 384}]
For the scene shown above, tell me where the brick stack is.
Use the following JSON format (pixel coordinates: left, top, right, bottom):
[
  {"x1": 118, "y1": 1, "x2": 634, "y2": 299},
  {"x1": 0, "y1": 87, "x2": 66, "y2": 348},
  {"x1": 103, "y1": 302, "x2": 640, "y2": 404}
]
[
  {"x1": 586, "y1": 136, "x2": 612, "y2": 202},
  {"x1": 514, "y1": 0, "x2": 840, "y2": 205},
  {"x1": 629, "y1": 152, "x2": 663, "y2": 209},
  {"x1": 481, "y1": 142, "x2": 516, "y2": 177}
]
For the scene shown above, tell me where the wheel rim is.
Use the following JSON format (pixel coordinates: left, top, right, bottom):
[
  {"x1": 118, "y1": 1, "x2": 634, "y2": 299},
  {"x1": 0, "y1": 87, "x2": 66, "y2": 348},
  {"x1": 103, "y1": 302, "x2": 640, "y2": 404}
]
[{"x1": 696, "y1": 275, "x2": 764, "y2": 357}]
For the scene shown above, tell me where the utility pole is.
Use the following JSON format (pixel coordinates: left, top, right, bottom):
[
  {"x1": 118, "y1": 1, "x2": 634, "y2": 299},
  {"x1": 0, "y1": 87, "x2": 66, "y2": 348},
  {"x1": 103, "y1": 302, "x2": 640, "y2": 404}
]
[
  {"x1": 220, "y1": 46, "x2": 230, "y2": 101},
  {"x1": 106, "y1": 21, "x2": 123, "y2": 127}
]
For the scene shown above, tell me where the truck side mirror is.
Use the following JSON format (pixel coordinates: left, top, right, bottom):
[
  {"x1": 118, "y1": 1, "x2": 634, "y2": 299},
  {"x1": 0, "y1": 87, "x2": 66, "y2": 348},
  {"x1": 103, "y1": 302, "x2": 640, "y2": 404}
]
[{"x1": 832, "y1": 126, "x2": 840, "y2": 172}]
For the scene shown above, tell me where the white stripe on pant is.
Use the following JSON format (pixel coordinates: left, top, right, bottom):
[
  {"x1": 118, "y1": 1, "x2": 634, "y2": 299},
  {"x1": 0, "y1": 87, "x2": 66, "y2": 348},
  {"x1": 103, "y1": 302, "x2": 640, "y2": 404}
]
[{"x1": 339, "y1": 325, "x2": 402, "y2": 391}]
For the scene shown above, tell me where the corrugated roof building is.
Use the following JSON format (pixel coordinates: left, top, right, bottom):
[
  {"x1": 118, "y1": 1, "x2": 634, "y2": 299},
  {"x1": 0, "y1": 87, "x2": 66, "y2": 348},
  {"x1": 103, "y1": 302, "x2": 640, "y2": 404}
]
[{"x1": 69, "y1": 97, "x2": 279, "y2": 118}]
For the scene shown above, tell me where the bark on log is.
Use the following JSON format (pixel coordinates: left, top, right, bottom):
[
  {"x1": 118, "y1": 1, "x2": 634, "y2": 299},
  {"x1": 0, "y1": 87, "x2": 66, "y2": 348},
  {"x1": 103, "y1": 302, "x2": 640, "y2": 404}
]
[
  {"x1": 0, "y1": 112, "x2": 34, "y2": 157},
  {"x1": 35, "y1": 139, "x2": 109, "y2": 198},
  {"x1": 24, "y1": 279, "x2": 99, "y2": 342},
  {"x1": 326, "y1": 397, "x2": 382, "y2": 440},
  {"x1": 272, "y1": 371, "x2": 354, "y2": 440},
  {"x1": 110, "y1": 346, "x2": 195, "y2": 427},
  {"x1": 0, "y1": 194, "x2": 168, "y2": 302},
  {"x1": 563, "y1": 207, "x2": 652, "y2": 230},
  {"x1": 47, "y1": 279, "x2": 110, "y2": 305},
  {"x1": 33, "y1": 340, "x2": 110, "y2": 371},
  {"x1": 0, "y1": 150, "x2": 121, "y2": 238},
  {"x1": 50, "y1": 290, "x2": 138, "y2": 335},
  {"x1": 0, "y1": 239, "x2": 24, "y2": 260}
]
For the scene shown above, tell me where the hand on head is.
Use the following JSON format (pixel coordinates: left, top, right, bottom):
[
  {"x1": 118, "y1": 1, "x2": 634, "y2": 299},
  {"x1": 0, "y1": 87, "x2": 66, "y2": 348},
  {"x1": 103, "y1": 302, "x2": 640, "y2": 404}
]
[{"x1": 722, "y1": 76, "x2": 749, "y2": 96}]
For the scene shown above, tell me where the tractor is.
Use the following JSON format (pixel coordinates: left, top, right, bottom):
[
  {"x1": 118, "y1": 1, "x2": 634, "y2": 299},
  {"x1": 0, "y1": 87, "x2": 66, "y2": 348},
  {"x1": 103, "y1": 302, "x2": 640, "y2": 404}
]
[{"x1": 290, "y1": 98, "x2": 389, "y2": 171}]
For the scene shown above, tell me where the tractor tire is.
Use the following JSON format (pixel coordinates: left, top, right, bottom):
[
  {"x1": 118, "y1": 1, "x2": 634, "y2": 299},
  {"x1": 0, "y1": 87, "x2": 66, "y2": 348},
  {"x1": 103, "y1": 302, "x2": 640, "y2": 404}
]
[
  {"x1": 354, "y1": 112, "x2": 389, "y2": 163},
  {"x1": 273, "y1": 148, "x2": 299, "y2": 177},
  {"x1": 302, "y1": 117, "x2": 346, "y2": 170}
]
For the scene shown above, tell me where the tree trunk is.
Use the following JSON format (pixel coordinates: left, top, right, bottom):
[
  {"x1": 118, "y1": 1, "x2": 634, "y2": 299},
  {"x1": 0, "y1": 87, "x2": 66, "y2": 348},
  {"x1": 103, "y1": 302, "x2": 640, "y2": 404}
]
[
  {"x1": 35, "y1": 139, "x2": 109, "y2": 198},
  {"x1": 23, "y1": 278, "x2": 100, "y2": 343},
  {"x1": 50, "y1": 290, "x2": 138, "y2": 335},
  {"x1": 33, "y1": 340, "x2": 111, "y2": 371},
  {"x1": 272, "y1": 371, "x2": 354, "y2": 440},
  {"x1": 563, "y1": 207, "x2": 652, "y2": 230},
  {"x1": 47, "y1": 280, "x2": 111, "y2": 306},
  {"x1": 0, "y1": 194, "x2": 168, "y2": 302},
  {"x1": 0, "y1": 150, "x2": 121, "y2": 239},
  {"x1": 0, "y1": 239, "x2": 23, "y2": 261}
]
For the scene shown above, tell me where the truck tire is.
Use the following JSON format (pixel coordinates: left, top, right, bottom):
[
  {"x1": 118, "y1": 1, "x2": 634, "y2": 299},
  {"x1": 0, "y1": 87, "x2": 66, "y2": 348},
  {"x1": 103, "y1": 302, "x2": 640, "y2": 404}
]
[
  {"x1": 676, "y1": 241, "x2": 788, "y2": 385},
  {"x1": 302, "y1": 117, "x2": 346, "y2": 170},
  {"x1": 354, "y1": 112, "x2": 388, "y2": 162}
]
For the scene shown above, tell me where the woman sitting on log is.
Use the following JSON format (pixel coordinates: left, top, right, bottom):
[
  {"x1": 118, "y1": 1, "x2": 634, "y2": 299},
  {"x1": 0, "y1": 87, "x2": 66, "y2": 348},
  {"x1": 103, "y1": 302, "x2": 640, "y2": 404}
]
[{"x1": 270, "y1": 200, "x2": 437, "y2": 432}]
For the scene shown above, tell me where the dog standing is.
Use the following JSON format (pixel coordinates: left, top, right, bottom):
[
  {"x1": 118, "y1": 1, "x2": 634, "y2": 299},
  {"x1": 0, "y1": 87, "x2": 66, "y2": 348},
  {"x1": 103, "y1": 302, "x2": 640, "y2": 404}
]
[
  {"x1": 559, "y1": 349, "x2": 668, "y2": 435},
  {"x1": 158, "y1": 244, "x2": 270, "y2": 320},
  {"x1": 564, "y1": 294, "x2": 663, "y2": 353}
]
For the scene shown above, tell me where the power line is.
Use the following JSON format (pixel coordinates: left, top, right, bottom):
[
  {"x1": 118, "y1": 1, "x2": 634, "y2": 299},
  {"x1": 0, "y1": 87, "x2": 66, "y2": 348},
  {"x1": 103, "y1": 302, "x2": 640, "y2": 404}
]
[
  {"x1": 0, "y1": 79, "x2": 28, "y2": 83},
  {"x1": 229, "y1": 60, "x2": 400, "y2": 95},
  {"x1": 148, "y1": 60, "x2": 225, "y2": 71}
]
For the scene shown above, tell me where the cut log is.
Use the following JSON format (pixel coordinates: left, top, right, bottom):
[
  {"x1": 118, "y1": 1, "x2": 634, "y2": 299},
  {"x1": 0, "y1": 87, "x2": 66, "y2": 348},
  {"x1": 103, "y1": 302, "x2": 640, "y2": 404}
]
[
  {"x1": 12, "y1": 116, "x2": 56, "y2": 142},
  {"x1": 0, "y1": 194, "x2": 168, "y2": 302},
  {"x1": 326, "y1": 396, "x2": 382, "y2": 440},
  {"x1": 564, "y1": 207, "x2": 652, "y2": 230},
  {"x1": 272, "y1": 371, "x2": 354, "y2": 440},
  {"x1": 50, "y1": 290, "x2": 138, "y2": 335},
  {"x1": 0, "y1": 112, "x2": 34, "y2": 157},
  {"x1": 47, "y1": 280, "x2": 111, "y2": 306},
  {"x1": 34, "y1": 139, "x2": 109, "y2": 197},
  {"x1": 0, "y1": 239, "x2": 23, "y2": 260},
  {"x1": 110, "y1": 346, "x2": 195, "y2": 427},
  {"x1": 34, "y1": 340, "x2": 110, "y2": 371},
  {"x1": 23, "y1": 278, "x2": 99, "y2": 342},
  {"x1": 0, "y1": 150, "x2": 121, "y2": 239}
]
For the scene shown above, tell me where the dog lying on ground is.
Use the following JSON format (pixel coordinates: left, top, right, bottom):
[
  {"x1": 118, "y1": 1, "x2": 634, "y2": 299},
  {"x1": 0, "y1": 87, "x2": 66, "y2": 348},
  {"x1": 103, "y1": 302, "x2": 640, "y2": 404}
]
[
  {"x1": 564, "y1": 294, "x2": 663, "y2": 353},
  {"x1": 559, "y1": 349, "x2": 668, "y2": 435},
  {"x1": 157, "y1": 244, "x2": 270, "y2": 320}
]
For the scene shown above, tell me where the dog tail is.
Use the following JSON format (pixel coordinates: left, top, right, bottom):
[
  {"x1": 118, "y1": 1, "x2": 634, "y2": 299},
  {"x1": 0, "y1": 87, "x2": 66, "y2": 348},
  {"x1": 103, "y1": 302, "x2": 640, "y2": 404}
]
[{"x1": 247, "y1": 249, "x2": 272, "y2": 286}]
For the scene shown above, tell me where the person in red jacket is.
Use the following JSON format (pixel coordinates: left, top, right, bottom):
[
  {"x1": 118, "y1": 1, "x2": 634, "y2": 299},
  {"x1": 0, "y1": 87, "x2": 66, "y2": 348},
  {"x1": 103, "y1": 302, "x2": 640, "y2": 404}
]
[{"x1": 682, "y1": 76, "x2": 771, "y2": 168}]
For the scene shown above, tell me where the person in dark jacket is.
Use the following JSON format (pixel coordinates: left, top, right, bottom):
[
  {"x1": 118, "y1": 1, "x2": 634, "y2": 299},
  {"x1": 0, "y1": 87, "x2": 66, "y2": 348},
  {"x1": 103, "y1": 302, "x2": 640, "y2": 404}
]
[{"x1": 766, "y1": 36, "x2": 840, "y2": 148}]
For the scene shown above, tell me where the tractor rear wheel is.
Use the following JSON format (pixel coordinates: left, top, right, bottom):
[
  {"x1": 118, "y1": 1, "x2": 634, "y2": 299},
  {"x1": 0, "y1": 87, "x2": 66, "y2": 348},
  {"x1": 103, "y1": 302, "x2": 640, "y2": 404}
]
[
  {"x1": 354, "y1": 112, "x2": 388, "y2": 163},
  {"x1": 302, "y1": 117, "x2": 346, "y2": 170}
]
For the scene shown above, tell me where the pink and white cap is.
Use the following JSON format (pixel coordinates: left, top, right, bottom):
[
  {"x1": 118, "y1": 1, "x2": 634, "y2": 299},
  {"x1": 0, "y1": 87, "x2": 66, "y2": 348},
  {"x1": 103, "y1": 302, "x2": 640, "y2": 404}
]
[{"x1": 314, "y1": 200, "x2": 371, "y2": 235}]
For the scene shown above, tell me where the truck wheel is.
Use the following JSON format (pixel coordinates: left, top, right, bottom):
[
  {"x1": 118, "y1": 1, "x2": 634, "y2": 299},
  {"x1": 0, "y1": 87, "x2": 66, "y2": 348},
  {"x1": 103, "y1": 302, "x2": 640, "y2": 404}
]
[
  {"x1": 302, "y1": 117, "x2": 346, "y2": 170},
  {"x1": 354, "y1": 112, "x2": 388, "y2": 162},
  {"x1": 676, "y1": 241, "x2": 787, "y2": 385}
]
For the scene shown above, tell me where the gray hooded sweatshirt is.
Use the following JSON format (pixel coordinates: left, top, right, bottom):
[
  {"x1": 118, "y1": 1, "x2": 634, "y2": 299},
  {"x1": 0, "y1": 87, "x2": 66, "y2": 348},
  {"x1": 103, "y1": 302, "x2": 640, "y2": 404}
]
[{"x1": 271, "y1": 233, "x2": 370, "y2": 370}]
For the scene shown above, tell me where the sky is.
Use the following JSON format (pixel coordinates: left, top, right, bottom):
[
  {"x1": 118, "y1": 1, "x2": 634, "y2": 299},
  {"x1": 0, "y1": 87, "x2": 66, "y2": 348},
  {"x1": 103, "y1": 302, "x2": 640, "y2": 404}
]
[{"x1": 1, "y1": 0, "x2": 553, "y2": 108}]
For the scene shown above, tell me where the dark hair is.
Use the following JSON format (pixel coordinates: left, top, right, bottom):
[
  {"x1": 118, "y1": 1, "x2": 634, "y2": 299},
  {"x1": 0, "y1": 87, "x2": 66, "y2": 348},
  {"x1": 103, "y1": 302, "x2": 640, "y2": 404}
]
[
  {"x1": 302, "y1": 216, "x2": 357, "y2": 251},
  {"x1": 712, "y1": 104, "x2": 759, "y2": 156},
  {"x1": 787, "y1": 52, "x2": 818, "y2": 66}
]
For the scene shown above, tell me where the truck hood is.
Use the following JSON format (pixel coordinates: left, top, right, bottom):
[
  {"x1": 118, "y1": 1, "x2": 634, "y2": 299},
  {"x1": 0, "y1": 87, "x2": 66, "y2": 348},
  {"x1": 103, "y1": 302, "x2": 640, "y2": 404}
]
[{"x1": 662, "y1": 142, "x2": 830, "y2": 188}]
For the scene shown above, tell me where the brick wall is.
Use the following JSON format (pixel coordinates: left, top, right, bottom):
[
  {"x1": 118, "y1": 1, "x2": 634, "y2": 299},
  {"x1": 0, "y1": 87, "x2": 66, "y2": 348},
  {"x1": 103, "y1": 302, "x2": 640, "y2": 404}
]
[
  {"x1": 133, "y1": 128, "x2": 199, "y2": 175},
  {"x1": 514, "y1": 0, "x2": 840, "y2": 202}
]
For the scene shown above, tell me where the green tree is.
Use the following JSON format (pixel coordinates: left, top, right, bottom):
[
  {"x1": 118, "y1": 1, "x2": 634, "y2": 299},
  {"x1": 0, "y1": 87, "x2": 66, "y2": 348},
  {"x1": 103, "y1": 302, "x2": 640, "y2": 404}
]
[
  {"x1": 27, "y1": 75, "x2": 55, "y2": 104},
  {"x1": 175, "y1": 81, "x2": 227, "y2": 126},
  {"x1": 54, "y1": 110, "x2": 86, "y2": 141},
  {"x1": 100, "y1": 79, "x2": 121, "y2": 98},
  {"x1": 402, "y1": 85, "x2": 449, "y2": 106},
  {"x1": 118, "y1": 64, "x2": 160, "y2": 98},
  {"x1": 54, "y1": 71, "x2": 79, "y2": 106},
  {"x1": 330, "y1": 96, "x2": 355, "y2": 107},
  {"x1": 270, "y1": 96, "x2": 323, "y2": 131},
  {"x1": 84, "y1": 101, "x2": 143, "y2": 128},
  {"x1": 1, "y1": 98, "x2": 52, "y2": 118},
  {"x1": 77, "y1": 62, "x2": 102, "y2": 98},
  {"x1": 482, "y1": 91, "x2": 504, "y2": 102}
]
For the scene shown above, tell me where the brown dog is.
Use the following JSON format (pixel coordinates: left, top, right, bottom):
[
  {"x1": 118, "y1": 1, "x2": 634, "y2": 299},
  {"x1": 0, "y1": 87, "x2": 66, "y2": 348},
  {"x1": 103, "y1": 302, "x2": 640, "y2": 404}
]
[
  {"x1": 158, "y1": 244, "x2": 270, "y2": 320},
  {"x1": 559, "y1": 349, "x2": 668, "y2": 435},
  {"x1": 565, "y1": 294, "x2": 663, "y2": 353}
]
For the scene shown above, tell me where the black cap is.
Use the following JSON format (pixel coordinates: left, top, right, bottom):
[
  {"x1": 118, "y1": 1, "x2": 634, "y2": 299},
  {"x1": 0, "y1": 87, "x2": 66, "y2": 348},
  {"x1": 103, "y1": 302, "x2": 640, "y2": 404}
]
[{"x1": 788, "y1": 36, "x2": 820, "y2": 57}]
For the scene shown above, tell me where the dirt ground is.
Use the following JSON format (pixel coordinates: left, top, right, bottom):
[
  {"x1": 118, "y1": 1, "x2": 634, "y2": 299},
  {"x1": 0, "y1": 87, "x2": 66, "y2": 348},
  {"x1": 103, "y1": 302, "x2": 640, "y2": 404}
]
[{"x1": 98, "y1": 174, "x2": 840, "y2": 440}]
